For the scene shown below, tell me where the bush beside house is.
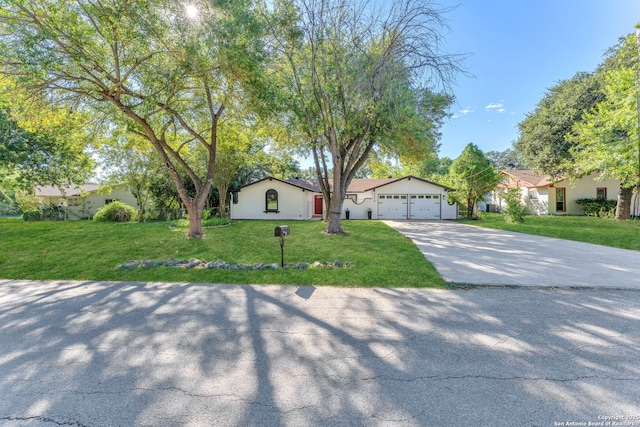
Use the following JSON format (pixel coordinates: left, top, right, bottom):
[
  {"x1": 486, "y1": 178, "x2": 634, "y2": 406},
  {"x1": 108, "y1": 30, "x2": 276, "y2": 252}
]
[{"x1": 93, "y1": 201, "x2": 137, "y2": 222}]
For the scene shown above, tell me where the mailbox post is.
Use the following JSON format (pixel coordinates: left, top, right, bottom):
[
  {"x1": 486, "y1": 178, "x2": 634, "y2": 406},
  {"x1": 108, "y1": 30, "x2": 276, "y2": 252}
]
[{"x1": 274, "y1": 225, "x2": 290, "y2": 268}]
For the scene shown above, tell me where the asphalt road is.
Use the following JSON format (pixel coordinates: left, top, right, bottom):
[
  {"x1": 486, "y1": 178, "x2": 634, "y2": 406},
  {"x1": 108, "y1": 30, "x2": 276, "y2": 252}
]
[
  {"x1": 1, "y1": 279, "x2": 639, "y2": 426},
  {"x1": 384, "y1": 220, "x2": 640, "y2": 288}
]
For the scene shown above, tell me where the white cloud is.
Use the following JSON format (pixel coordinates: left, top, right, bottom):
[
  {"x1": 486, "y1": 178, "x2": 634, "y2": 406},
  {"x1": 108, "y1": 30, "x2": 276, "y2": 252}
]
[
  {"x1": 451, "y1": 107, "x2": 473, "y2": 120},
  {"x1": 485, "y1": 102, "x2": 504, "y2": 111}
]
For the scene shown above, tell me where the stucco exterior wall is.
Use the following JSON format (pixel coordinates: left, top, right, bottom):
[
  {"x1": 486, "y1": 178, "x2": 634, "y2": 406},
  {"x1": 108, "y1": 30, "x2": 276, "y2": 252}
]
[
  {"x1": 38, "y1": 187, "x2": 138, "y2": 219},
  {"x1": 232, "y1": 176, "x2": 457, "y2": 221},
  {"x1": 372, "y1": 178, "x2": 445, "y2": 194},
  {"x1": 525, "y1": 188, "x2": 549, "y2": 215},
  {"x1": 231, "y1": 179, "x2": 313, "y2": 220},
  {"x1": 440, "y1": 197, "x2": 458, "y2": 220},
  {"x1": 549, "y1": 174, "x2": 621, "y2": 215},
  {"x1": 343, "y1": 197, "x2": 377, "y2": 220}
]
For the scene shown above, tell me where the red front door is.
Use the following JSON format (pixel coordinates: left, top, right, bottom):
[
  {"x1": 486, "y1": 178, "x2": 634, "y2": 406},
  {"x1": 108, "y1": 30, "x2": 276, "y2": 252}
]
[{"x1": 314, "y1": 195, "x2": 323, "y2": 215}]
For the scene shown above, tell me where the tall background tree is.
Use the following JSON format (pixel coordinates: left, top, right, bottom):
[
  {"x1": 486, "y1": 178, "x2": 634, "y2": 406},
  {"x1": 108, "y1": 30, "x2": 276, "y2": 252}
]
[
  {"x1": 514, "y1": 71, "x2": 604, "y2": 178},
  {"x1": 0, "y1": 0, "x2": 271, "y2": 237},
  {"x1": 0, "y1": 78, "x2": 94, "y2": 191},
  {"x1": 567, "y1": 33, "x2": 639, "y2": 220},
  {"x1": 513, "y1": 29, "x2": 639, "y2": 219},
  {"x1": 265, "y1": 0, "x2": 461, "y2": 234}
]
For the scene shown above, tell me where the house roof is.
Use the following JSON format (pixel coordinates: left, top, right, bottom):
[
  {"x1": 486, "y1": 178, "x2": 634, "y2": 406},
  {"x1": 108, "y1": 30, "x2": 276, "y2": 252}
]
[
  {"x1": 500, "y1": 169, "x2": 556, "y2": 188},
  {"x1": 34, "y1": 184, "x2": 101, "y2": 197},
  {"x1": 239, "y1": 175, "x2": 452, "y2": 193}
]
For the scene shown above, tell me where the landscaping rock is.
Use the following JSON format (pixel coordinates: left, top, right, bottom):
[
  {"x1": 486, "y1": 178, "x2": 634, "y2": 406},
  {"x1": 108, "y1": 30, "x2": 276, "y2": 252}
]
[
  {"x1": 117, "y1": 260, "x2": 140, "y2": 270},
  {"x1": 186, "y1": 258, "x2": 204, "y2": 268},
  {"x1": 141, "y1": 260, "x2": 160, "y2": 268},
  {"x1": 116, "y1": 258, "x2": 351, "y2": 271}
]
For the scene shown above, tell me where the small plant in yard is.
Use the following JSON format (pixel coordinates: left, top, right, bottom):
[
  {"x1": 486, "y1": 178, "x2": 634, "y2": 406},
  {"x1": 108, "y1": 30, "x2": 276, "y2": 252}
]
[
  {"x1": 502, "y1": 188, "x2": 528, "y2": 223},
  {"x1": 93, "y1": 201, "x2": 137, "y2": 222},
  {"x1": 22, "y1": 209, "x2": 42, "y2": 221}
]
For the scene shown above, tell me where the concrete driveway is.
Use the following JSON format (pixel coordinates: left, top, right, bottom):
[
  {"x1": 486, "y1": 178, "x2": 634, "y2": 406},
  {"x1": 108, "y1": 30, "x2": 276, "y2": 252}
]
[{"x1": 384, "y1": 220, "x2": 640, "y2": 288}]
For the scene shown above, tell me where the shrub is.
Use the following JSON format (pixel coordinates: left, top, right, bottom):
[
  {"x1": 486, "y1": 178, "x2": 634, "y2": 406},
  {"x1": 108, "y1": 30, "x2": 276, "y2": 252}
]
[
  {"x1": 23, "y1": 210, "x2": 42, "y2": 221},
  {"x1": 0, "y1": 201, "x2": 19, "y2": 216},
  {"x1": 93, "y1": 201, "x2": 137, "y2": 222},
  {"x1": 503, "y1": 188, "x2": 528, "y2": 223},
  {"x1": 575, "y1": 198, "x2": 617, "y2": 217}
]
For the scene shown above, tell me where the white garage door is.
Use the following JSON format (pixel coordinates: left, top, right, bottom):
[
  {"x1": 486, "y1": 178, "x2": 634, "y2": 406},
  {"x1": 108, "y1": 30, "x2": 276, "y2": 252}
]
[
  {"x1": 409, "y1": 194, "x2": 441, "y2": 219},
  {"x1": 377, "y1": 194, "x2": 408, "y2": 219}
]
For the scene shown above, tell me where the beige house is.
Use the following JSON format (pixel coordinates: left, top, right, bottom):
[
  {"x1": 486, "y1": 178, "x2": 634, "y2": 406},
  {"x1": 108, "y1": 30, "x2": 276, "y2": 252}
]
[
  {"x1": 34, "y1": 184, "x2": 138, "y2": 220},
  {"x1": 230, "y1": 176, "x2": 458, "y2": 220},
  {"x1": 493, "y1": 170, "x2": 624, "y2": 215}
]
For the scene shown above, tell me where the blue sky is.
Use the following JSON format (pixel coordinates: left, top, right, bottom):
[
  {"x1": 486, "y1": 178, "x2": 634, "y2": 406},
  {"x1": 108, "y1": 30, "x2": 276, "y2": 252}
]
[{"x1": 436, "y1": 0, "x2": 640, "y2": 160}]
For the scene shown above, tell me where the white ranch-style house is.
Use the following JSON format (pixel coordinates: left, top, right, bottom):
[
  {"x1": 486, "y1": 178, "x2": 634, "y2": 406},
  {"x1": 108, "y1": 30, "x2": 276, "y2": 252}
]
[
  {"x1": 491, "y1": 170, "x2": 635, "y2": 215},
  {"x1": 230, "y1": 175, "x2": 458, "y2": 221},
  {"x1": 34, "y1": 184, "x2": 138, "y2": 220}
]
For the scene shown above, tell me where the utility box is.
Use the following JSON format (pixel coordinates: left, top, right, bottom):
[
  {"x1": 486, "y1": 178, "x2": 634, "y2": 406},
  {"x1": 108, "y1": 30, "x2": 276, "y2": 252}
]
[{"x1": 274, "y1": 225, "x2": 290, "y2": 237}]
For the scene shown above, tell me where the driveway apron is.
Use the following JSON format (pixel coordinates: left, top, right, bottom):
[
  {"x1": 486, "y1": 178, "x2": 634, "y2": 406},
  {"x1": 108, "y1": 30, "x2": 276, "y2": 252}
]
[{"x1": 384, "y1": 220, "x2": 640, "y2": 288}]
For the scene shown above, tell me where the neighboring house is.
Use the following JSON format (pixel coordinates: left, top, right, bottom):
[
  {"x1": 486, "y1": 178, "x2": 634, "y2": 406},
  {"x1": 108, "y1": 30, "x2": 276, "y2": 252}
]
[
  {"x1": 492, "y1": 170, "x2": 623, "y2": 215},
  {"x1": 34, "y1": 184, "x2": 138, "y2": 220},
  {"x1": 230, "y1": 175, "x2": 458, "y2": 220}
]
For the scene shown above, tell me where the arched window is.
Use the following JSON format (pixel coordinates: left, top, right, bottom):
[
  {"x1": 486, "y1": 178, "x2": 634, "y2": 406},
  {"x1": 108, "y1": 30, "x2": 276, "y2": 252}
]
[{"x1": 265, "y1": 189, "x2": 279, "y2": 212}]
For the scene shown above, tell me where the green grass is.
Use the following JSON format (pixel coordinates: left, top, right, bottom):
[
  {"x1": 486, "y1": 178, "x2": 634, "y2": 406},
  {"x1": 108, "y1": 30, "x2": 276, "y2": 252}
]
[
  {"x1": 0, "y1": 218, "x2": 445, "y2": 288},
  {"x1": 463, "y1": 213, "x2": 640, "y2": 251}
]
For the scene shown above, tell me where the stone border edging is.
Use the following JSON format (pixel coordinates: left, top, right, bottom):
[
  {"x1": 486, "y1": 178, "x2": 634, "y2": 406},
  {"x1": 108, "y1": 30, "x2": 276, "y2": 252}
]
[{"x1": 117, "y1": 258, "x2": 352, "y2": 271}]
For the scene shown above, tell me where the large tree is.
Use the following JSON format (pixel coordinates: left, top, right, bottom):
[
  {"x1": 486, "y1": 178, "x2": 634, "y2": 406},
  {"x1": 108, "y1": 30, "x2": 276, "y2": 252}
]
[
  {"x1": 265, "y1": 0, "x2": 459, "y2": 234},
  {"x1": 0, "y1": 78, "x2": 94, "y2": 189},
  {"x1": 0, "y1": 0, "x2": 269, "y2": 237},
  {"x1": 514, "y1": 71, "x2": 604, "y2": 178},
  {"x1": 568, "y1": 33, "x2": 639, "y2": 220}
]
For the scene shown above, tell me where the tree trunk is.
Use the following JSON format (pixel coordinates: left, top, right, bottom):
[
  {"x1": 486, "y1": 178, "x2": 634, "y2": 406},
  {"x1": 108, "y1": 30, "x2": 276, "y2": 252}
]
[
  {"x1": 466, "y1": 195, "x2": 473, "y2": 220},
  {"x1": 218, "y1": 184, "x2": 228, "y2": 218},
  {"x1": 185, "y1": 201, "x2": 205, "y2": 238},
  {"x1": 325, "y1": 189, "x2": 346, "y2": 234},
  {"x1": 615, "y1": 186, "x2": 633, "y2": 220}
]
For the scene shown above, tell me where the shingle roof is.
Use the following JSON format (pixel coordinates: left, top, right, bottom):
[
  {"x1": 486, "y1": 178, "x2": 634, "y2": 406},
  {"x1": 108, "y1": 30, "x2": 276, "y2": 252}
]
[
  {"x1": 500, "y1": 170, "x2": 555, "y2": 188},
  {"x1": 240, "y1": 175, "x2": 452, "y2": 193},
  {"x1": 285, "y1": 176, "x2": 449, "y2": 192},
  {"x1": 34, "y1": 184, "x2": 101, "y2": 197}
]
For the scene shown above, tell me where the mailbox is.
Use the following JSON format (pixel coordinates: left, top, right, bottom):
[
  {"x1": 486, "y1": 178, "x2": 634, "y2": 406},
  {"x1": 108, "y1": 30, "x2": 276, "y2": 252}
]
[
  {"x1": 274, "y1": 225, "x2": 290, "y2": 268},
  {"x1": 274, "y1": 225, "x2": 290, "y2": 237}
]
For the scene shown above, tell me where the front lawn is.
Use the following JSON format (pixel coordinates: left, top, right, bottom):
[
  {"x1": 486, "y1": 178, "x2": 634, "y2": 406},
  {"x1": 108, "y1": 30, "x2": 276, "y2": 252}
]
[
  {"x1": 0, "y1": 218, "x2": 445, "y2": 288},
  {"x1": 463, "y1": 213, "x2": 640, "y2": 251}
]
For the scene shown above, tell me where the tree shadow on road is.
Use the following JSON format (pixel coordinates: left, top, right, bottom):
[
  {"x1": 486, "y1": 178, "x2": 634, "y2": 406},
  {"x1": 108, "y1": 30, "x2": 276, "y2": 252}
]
[{"x1": 1, "y1": 280, "x2": 639, "y2": 426}]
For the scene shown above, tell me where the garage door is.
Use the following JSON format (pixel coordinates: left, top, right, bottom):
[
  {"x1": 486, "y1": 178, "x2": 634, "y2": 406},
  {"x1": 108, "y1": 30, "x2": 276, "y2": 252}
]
[
  {"x1": 409, "y1": 194, "x2": 441, "y2": 219},
  {"x1": 377, "y1": 194, "x2": 408, "y2": 219}
]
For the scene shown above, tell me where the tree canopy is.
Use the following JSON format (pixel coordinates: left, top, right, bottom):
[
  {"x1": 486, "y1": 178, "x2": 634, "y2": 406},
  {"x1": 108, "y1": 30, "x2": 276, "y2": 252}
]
[
  {"x1": 568, "y1": 33, "x2": 639, "y2": 219},
  {"x1": 0, "y1": 77, "x2": 94, "y2": 192},
  {"x1": 0, "y1": 0, "x2": 271, "y2": 237},
  {"x1": 514, "y1": 71, "x2": 604, "y2": 178},
  {"x1": 265, "y1": 0, "x2": 461, "y2": 233}
]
